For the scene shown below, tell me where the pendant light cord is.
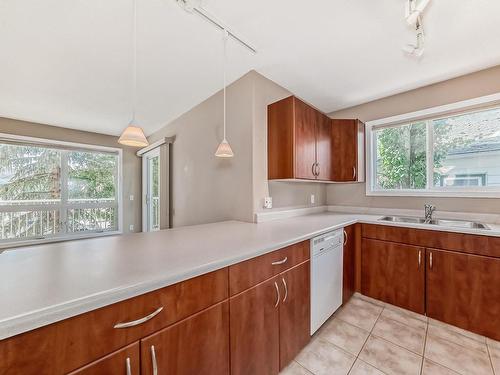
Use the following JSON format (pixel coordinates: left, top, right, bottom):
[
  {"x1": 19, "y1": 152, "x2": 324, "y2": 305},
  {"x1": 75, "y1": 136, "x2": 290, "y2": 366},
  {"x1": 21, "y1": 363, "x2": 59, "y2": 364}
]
[
  {"x1": 223, "y1": 29, "x2": 228, "y2": 140},
  {"x1": 132, "y1": 0, "x2": 137, "y2": 123}
]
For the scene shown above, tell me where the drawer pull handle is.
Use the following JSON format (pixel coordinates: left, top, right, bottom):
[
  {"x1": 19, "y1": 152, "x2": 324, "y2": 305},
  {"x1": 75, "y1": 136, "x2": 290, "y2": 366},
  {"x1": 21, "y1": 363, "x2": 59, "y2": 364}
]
[
  {"x1": 272, "y1": 257, "x2": 288, "y2": 266},
  {"x1": 274, "y1": 281, "x2": 280, "y2": 308},
  {"x1": 282, "y1": 277, "x2": 288, "y2": 303},
  {"x1": 113, "y1": 306, "x2": 164, "y2": 329},
  {"x1": 126, "y1": 357, "x2": 132, "y2": 375},
  {"x1": 151, "y1": 345, "x2": 158, "y2": 375}
]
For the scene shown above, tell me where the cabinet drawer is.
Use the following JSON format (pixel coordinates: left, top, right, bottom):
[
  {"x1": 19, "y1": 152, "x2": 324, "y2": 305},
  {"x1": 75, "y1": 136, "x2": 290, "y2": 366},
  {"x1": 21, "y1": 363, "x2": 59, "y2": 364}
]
[
  {"x1": 68, "y1": 342, "x2": 140, "y2": 375},
  {"x1": 229, "y1": 241, "x2": 309, "y2": 296},
  {"x1": 0, "y1": 268, "x2": 228, "y2": 375}
]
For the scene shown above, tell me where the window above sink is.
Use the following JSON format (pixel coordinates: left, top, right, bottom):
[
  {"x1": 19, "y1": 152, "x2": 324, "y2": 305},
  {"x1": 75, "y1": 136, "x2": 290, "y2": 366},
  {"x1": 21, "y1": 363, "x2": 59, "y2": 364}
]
[{"x1": 365, "y1": 93, "x2": 500, "y2": 198}]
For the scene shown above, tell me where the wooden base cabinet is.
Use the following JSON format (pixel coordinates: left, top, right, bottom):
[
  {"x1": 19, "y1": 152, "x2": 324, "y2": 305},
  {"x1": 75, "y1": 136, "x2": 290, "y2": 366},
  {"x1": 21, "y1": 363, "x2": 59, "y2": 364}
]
[
  {"x1": 361, "y1": 239, "x2": 425, "y2": 314},
  {"x1": 342, "y1": 225, "x2": 355, "y2": 304},
  {"x1": 141, "y1": 302, "x2": 230, "y2": 375},
  {"x1": 279, "y1": 261, "x2": 310, "y2": 369},
  {"x1": 426, "y1": 249, "x2": 500, "y2": 340},
  {"x1": 230, "y1": 277, "x2": 281, "y2": 375},
  {"x1": 230, "y1": 261, "x2": 311, "y2": 375}
]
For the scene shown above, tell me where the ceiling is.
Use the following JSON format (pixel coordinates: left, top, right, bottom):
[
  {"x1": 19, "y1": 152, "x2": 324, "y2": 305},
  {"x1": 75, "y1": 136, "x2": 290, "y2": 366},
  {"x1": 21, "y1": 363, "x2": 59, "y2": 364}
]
[{"x1": 1, "y1": 0, "x2": 500, "y2": 136}]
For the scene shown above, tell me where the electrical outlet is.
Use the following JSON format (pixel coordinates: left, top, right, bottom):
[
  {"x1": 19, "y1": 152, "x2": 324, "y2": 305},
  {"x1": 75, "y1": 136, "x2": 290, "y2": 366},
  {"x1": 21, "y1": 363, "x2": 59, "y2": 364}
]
[
  {"x1": 129, "y1": 224, "x2": 134, "y2": 232},
  {"x1": 129, "y1": 195, "x2": 134, "y2": 201},
  {"x1": 310, "y1": 194, "x2": 315, "y2": 204},
  {"x1": 264, "y1": 197, "x2": 273, "y2": 209}
]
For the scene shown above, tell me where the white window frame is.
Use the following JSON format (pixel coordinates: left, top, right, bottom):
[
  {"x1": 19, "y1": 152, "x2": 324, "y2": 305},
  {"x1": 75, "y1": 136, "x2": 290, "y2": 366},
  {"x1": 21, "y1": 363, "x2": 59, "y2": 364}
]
[
  {"x1": 366, "y1": 92, "x2": 500, "y2": 198},
  {"x1": 0, "y1": 133, "x2": 123, "y2": 248}
]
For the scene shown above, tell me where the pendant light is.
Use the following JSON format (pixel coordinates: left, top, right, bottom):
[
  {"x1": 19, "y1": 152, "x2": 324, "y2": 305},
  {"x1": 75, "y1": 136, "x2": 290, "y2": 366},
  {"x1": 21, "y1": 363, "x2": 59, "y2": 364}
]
[
  {"x1": 215, "y1": 30, "x2": 234, "y2": 158},
  {"x1": 118, "y1": 0, "x2": 149, "y2": 147}
]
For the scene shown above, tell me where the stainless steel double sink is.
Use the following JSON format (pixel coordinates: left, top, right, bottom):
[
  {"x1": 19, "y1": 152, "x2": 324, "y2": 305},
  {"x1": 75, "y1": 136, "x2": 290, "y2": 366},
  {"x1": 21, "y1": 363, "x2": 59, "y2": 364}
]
[{"x1": 378, "y1": 215, "x2": 490, "y2": 230}]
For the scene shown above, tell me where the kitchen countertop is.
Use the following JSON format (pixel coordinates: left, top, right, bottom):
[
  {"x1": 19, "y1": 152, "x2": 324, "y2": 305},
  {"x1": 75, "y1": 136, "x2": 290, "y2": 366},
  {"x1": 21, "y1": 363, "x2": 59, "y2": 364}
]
[{"x1": 1, "y1": 211, "x2": 500, "y2": 340}]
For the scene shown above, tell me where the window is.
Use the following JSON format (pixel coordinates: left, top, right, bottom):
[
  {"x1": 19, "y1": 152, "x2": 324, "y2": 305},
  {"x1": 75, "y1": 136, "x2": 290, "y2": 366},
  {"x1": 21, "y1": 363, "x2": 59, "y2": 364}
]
[
  {"x1": 367, "y1": 95, "x2": 500, "y2": 197},
  {"x1": 0, "y1": 135, "x2": 121, "y2": 245}
]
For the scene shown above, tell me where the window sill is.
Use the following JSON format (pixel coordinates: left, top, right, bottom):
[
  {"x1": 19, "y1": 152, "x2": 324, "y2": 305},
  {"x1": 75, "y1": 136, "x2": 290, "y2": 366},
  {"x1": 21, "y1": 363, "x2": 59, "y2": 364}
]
[{"x1": 0, "y1": 230, "x2": 123, "y2": 251}]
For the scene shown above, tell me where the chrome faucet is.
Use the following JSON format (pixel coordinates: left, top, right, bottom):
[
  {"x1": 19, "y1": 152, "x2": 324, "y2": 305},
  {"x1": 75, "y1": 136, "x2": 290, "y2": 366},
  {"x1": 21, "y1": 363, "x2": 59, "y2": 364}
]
[{"x1": 424, "y1": 204, "x2": 436, "y2": 223}]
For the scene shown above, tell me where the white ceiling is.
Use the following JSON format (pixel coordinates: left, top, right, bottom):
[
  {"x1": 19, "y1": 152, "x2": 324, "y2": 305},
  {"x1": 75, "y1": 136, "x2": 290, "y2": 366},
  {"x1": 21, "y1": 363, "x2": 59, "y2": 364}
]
[{"x1": 1, "y1": 0, "x2": 500, "y2": 136}]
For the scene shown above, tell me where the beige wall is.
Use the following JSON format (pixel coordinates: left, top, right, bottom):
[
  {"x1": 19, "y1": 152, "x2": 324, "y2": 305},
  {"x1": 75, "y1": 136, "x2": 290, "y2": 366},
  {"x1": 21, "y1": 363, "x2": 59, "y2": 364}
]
[
  {"x1": 327, "y1": 65, "x2": 500, "y2": 214},
  {"x1": 0, "y1": 117, "x2": 142, "y2": 231},
  {"x1": 148, "y1": 73, "x2": 255, "y2": 226}
]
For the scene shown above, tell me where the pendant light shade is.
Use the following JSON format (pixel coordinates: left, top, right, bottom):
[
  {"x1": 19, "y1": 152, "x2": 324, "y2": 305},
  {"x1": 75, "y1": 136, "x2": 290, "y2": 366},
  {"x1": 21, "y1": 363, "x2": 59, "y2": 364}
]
[
  {"x1": 215, "y1": 30, "x2": 234, "y2": 158},
  {"x1": 118, "y1": 124, "x2": 148, "y2": 147},
  {"x1": 214, "y1": 138, "x2": 234, "y2": 158},
  {"x1": 119, "y1": 0, "x2": 149, "y2": 148}
]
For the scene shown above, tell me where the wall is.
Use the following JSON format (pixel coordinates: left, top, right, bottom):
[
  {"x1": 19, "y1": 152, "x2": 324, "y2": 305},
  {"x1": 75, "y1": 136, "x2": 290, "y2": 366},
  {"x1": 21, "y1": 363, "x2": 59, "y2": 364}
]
[
  {"x1": 147, "y1": 73, "x2": 255, "y2": 227},
  {"x1": 0, "y1": 117, "x2": 142, "y2": 232},
  {"x1": 327, "y1": 65, "x2": 500, "y2": 214}
]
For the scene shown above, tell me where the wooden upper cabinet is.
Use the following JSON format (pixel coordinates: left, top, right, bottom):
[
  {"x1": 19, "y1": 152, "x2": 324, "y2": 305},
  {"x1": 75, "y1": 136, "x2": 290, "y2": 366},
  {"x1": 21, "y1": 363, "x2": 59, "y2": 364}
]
[
  {"x1": 268, "y1": 96, "x2": 332, "y2": 181},
  {"x1": 361, "y1": 238, "x2": 425, "y2": 314},
  {"x1": 426, "y1": 249, "x2": 500, "y2": 340},
  {"x1": 68, "y1": 342, "x2": 140, "y2": 375},
  {"x1": 141, "y1": 302, "x2": 230, "y2": 375},
  {"x1": 230, "y1": 277, "x2": 280, "y2": 375},
  {"x1": 316, "y1": 113, "x2": 333, "y2": 181},
  {"x1": 342, "y1": 225, "x2": 356, "y2": 305},
  {"x1": 331, "y1": 119, "x2": 365, "y2": 182},
  {"x1": 294, "y1": 98, "x2": 318, "y2": 179},
  {"x1": 279, "y1": 261, "x2": 311, "y2": 370}
]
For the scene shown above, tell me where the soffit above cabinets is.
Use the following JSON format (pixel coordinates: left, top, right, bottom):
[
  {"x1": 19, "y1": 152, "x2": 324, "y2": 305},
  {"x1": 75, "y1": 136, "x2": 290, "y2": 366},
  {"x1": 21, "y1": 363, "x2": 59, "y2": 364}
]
[{"x1": 1, "y1": 0, "x2": 500, "y2": 136}]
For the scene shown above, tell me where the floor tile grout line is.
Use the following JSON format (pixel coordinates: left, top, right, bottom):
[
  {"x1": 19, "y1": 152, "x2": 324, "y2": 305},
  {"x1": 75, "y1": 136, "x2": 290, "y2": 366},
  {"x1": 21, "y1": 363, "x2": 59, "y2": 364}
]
[
  {"x1": 419, "y1": 320, "x2": 429, "y2": 375},
  {"x1": 292, "y1": 360, "x2": 315, "y2": 375},
  {"x1": 486, "y1": 341, "x2": 496, "y2": 375},
  {"x1": 348, "y1": 304, "x2": 388, "y2": 375}
]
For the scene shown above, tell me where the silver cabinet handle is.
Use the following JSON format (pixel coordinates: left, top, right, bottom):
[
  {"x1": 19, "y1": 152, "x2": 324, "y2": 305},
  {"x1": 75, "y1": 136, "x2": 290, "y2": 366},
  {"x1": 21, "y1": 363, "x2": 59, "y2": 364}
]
[
  {"x1": 113, "y1": 307, "x2": 164, "y2": 329},
  {"x1": 150, "y1": 345, "x2": 158, "y2": 375},
  {"x1": 343, "y1": 230, "x2": 348, "y2": 246},
  {"x1": 316, "y1": 163, "x2": 320, "y2": 177},
  {"x1": 418, "y1": 250, "x2": 422, "y2": 268},
  {"x1": 272, "y1": 257, "x2": 288, "y2": 266},
  {"x1": 429, "y1": 252, "x2": 433, "y2": 270},
  {"x1": 274, "y1": 281, "x2": 280, "y2": 308},
  {"x1": 353, "y1": 166, "x2": 356, "y2": 179},
  {"x1": 126, "y1": 357, "x2": 132, "y2": 375},
  {"x1": 311, "y1": 163, "x2": 316, "y2": 177},
  {"x1": 282, "y1": 277, "x2": 288, "y2": 303}
]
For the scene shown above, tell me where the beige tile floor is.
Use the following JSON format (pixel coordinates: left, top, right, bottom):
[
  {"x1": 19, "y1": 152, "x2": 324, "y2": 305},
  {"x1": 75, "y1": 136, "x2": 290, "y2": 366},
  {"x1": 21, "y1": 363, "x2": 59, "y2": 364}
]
[{"x1": 280, "y1": 294, "x2": 499, "y2": 375}]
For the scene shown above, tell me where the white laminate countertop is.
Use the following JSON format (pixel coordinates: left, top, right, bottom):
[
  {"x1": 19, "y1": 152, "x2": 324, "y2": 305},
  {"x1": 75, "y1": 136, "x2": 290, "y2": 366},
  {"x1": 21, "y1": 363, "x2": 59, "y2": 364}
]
[{"x1": 1, "y1": 211, "x2": 500, "y2": 340}]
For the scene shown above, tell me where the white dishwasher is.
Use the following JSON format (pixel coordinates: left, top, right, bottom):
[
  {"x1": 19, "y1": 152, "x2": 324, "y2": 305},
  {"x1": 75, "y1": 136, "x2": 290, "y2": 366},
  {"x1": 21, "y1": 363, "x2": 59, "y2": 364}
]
[{"x1": 310, "y1": 229, "x2": 344, "y2": 334}]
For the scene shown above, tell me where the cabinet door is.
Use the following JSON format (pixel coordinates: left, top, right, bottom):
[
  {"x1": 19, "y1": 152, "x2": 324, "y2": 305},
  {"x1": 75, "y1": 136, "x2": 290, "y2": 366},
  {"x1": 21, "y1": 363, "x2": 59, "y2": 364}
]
[
  {"x1": 279, "y1": 261, "x2": 310, "y2": 370},
  {"x1": 230, "y1": 277, "x2": 280, "y2": 375},
  {"x1": 294, "y1": 98, "x2": 317, "y2": 180},
  {"x1": 426, "y1": 249, "x2": 500, "y2": 340},
  {"x1": 342, "y1": 225, "x2": 355, "y2": 304},
  {"x1": 315, "y1": 113, "x2": 332, "y2": 181},
  {"x1": 68, "y1": 342, "x2": 139, "y2": 375},
  {"x1": 141, "y1": 302, "x2": 229, "y2": 375},
  {"x1": 332, "y1": 119, "x2": 364, "y2": 182},
  {"x1": 361, "y1": 239, "x2": 425, "y2": 314}
]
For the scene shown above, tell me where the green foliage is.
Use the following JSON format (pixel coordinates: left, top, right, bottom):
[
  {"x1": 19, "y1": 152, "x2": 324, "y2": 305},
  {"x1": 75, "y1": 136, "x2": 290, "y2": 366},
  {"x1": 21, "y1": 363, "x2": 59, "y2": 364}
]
[{"x1": 375, "y1": 122, "x2": 462, "y2": 189}]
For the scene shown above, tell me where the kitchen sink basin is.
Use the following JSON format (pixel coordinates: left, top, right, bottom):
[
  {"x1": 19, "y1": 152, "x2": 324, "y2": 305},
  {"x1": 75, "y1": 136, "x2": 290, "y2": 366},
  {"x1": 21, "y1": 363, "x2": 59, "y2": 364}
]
[{"x1": 379, "y1": 216, "x2": 490, "y2": 230}]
